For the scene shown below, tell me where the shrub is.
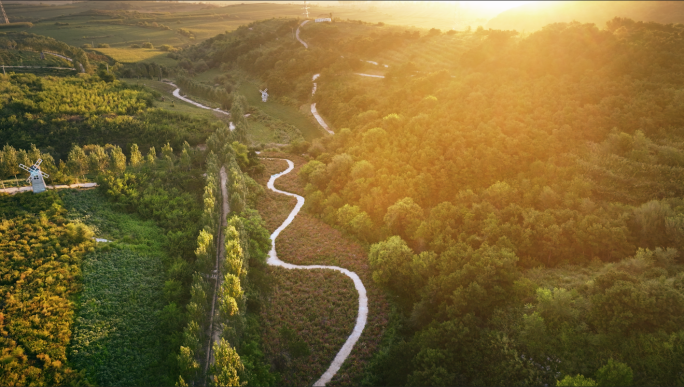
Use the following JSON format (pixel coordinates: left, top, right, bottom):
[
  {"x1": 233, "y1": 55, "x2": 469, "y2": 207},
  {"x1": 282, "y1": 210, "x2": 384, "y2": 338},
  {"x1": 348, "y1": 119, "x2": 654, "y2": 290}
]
[
  {"x1": 160, "y1": 44, "x2": 174, "y2": 52},
  {"x1": 82, "y1": 43, "x2": 92, "y2": 48},
  {"x1": 97, "y1": 43, "x2": 110, "y2": 48},
  {"x1": 142, "y1": 42, "x2": 154, "y2": 49}
]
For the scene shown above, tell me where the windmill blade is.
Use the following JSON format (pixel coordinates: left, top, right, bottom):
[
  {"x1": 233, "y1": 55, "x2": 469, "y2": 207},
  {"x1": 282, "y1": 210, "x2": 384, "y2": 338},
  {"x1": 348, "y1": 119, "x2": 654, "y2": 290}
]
[
  {"x1": 19, "y1": 164, "x2": 31, "y2": 172},
  {"x1": 41, "y1": 172, "x2": 49, "y2": 178},
  {"x1": 34, "y1": 159, "x2": 43, "y2": 167}
]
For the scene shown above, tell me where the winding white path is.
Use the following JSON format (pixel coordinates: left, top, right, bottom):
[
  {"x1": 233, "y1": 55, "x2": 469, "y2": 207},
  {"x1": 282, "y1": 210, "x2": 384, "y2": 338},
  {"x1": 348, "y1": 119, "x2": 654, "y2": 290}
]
[
  {"x1": 310, "y1": 74, "x2": 334, "y2": 135},
  {"x1": 266, "y1": 159, "x2": 368, "y2": 387},
  {"x1": 355, "y1": 73, "x2": 385, "y2": 78},
  {"x1": 165, "y1": 82, "x2": 236, "y2": 130},
  {"x1": 296, "y1": 20, "x2": 310, "y2": 48}
]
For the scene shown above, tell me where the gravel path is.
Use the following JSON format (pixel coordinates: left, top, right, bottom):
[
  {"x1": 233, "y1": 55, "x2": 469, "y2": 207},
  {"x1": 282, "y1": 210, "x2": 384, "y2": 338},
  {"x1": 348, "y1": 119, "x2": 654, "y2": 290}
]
[
  {"x1": 296, "y1": 20, "x2": 310, "y2": 48},
  {"x1": 0, "y1": 182, "x2": 97, "y2": 194},
  {"x1": 266, "y1": 158, "x2": 368, "y2": 387},
  {"x1": 165, "y1": 82, "x2": 236, "y2": 130}
]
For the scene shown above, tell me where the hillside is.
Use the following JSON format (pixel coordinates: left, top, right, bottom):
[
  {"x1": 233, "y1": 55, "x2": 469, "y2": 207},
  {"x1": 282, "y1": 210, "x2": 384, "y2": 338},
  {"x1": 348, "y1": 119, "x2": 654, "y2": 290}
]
[
  {"x1": 487, "y1": 1, "x2": 684, "y2": 32},
  {"x1": 172, "y1": 16, "x2": 684, "y2": 385},
  {"x1": 5, "y1": 4, "x2": 684, "y2": 386}
]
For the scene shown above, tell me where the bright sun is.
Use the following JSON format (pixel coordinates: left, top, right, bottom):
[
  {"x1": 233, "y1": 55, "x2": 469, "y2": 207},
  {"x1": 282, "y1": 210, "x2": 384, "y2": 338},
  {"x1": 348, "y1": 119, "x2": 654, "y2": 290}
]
[{"x1": 459, "y1": 1, "x2": 535, "y2": 16}]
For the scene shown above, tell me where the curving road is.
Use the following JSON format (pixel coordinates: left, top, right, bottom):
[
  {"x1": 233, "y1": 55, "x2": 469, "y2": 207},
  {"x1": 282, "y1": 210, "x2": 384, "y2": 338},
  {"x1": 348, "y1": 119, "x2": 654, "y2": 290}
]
[
  {"x1": 296, "y1": 20, "x2": 310, "y2": 48},
  {"x1": 266, "y1": 159, "x2": 368, "y2": 387},
  {"x1": 165, "y1": 82, "x2": 236, "y2": 130}
]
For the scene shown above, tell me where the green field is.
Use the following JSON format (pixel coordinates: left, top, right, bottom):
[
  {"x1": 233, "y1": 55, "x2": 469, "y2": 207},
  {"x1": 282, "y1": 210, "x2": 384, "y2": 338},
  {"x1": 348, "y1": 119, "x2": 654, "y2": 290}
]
[
  {"x1": 237, "y1": 79, "x2": 323, "y2": 141},
  {"x1": 61, "y1": 189, "x2": 175, "y2": 386},
  {"x1": 4, "y1": 2, "x2": 317, "y2": 49},
  {"x1": 93, "y1": 47, "x2": 173, "y2": 64}
]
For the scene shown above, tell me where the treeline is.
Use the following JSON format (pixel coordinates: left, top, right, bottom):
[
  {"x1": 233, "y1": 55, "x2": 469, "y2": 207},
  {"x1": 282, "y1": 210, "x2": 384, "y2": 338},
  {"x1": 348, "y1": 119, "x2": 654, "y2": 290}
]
[
  {"x1": 0, "y1": 73, "x2": 220, "y2": 160},
  {"x1": 176, "y1": 74, "x2": 233, "y2": 110},
  {"x1": 118, "y1": 62, "x2": 172, "y2": 80},
  {"x1": 176, "y1": 125, "x2": 274, "y2": 386},
  {"x1": 0, "y1": 192, "x2": 94, "y2": 386},
  {"x1": 286, "y1": 18, "x2": 684, "y2": 385}
]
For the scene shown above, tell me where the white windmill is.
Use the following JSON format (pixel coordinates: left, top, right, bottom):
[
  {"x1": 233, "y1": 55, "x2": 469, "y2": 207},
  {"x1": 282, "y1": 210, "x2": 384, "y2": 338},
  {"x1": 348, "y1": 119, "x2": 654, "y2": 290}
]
[
  {"x1": 19, "y1": 159, "x2": 49, "y2": 193},
  {"x1": 259, "y1": 88, "x2": 268, "y2": 102}
]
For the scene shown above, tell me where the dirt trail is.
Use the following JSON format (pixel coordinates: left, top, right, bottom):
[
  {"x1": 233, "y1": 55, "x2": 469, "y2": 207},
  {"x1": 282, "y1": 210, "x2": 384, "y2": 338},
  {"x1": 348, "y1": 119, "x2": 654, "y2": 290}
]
[
  {"x1": 204, "y1": 166, "x2": 230, "y2": 384},
  {"x1": 266, "y1": 158, "x2": 368, "y2": 387},
  {"x1": 164, "y1": 82, "x2": 237, "y2": 131},
  {"x1": 0, "y1": 182, "x2": 97, "y2": 195},
  {"x1": 296, "y1": 20, "x2": 310, "y2": 48}
]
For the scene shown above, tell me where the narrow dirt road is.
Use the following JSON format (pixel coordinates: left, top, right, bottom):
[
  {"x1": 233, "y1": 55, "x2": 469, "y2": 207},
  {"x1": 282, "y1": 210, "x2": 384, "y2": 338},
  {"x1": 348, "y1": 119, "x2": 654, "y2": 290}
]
[
  {"x1": 266, "y1": 158, "x2": 368, "y2": 387},
  {"x1": 204, "y1": 166, "x2": 230, "y2": 383},
  {"x1": 0, "y1": 182, "x2": 97, "y2": 195},
  {"x1": 296, "y1": 20, "x2": 310, "y2": 48}
]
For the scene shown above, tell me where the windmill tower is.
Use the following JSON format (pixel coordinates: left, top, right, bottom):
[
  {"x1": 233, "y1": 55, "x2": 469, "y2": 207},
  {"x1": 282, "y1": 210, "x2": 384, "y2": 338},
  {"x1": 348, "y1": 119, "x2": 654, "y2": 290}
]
[
  {"x1": 19, "y1": 159, "x2": 49, "y2": 193},
  {"x1": 0, "y1": 1, "x2": 9, "y2": 25},
  {"x1": 302, "y1": 0, "x2": 310, "y2": 19},
  {"x1": 259, "y1": 88, "x2": 268, "y2": 102}
]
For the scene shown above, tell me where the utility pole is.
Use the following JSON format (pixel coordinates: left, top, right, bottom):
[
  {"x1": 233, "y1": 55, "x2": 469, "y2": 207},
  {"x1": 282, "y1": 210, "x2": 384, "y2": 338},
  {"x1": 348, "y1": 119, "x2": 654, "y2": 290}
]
[
  {"x1": 302, "y1": 0, "x2": 310, "y2": 19},
  {"x1": 0, "y1": 1, "x2": 9, "y2": 24}
]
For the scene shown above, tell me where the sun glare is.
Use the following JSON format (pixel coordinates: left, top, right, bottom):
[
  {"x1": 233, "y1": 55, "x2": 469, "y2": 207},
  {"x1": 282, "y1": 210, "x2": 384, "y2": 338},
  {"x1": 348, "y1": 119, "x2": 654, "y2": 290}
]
[{"x1": 459, "y1": 1, "x2": 535, "y2": 16}]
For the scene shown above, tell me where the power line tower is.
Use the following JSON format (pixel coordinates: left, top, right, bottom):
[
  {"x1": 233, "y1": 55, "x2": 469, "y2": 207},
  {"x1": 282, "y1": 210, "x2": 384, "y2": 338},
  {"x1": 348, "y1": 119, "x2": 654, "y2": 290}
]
[
  {"x1": 302, "y1": 0, "x2": 310, "y2": 19},
  {"x1": 453, "y1": 1, "x2": 463, "y2": 31},
  {"x1": 0, "y1": 1, "x2": 10, "y2": 24}
]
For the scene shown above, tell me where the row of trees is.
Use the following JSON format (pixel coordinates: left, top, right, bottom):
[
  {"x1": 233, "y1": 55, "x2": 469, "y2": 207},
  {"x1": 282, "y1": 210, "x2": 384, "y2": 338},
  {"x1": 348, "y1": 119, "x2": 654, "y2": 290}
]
[
  {"x1": 175, "y1": 122, "x2": 273, "y2": 386},
  {"x1": 176, "y1": 74, "x2": 233, "y2": 111},
  {"x1": 177, "y1": 150, "x2": 221, "y2": 386}
]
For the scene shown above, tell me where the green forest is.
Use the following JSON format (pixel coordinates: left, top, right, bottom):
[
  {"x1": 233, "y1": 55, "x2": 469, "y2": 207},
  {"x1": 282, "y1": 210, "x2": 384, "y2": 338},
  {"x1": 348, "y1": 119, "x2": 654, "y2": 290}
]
[
  {"x1": 172, "y1": 16, "x2": 684, "y2": 386},
  {"x1": 3, "y1": 2, "x2": 684, "y2": 386}
]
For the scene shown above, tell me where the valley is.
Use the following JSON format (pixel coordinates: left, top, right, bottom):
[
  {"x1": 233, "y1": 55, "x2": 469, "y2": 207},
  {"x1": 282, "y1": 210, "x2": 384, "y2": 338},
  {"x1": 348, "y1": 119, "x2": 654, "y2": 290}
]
[{"x1": 2, "y1": 1, "x2": 684, "y2": 386}]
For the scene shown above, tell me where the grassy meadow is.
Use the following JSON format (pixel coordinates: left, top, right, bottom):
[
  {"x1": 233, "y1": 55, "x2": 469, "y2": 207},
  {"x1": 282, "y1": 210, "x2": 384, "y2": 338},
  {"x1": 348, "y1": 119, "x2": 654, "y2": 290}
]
[
  {"x1": 237, "y1": 79, "x2": 323, "y2": 141},
  {"x1": 60, "y1": 189, "x2": 175, "y2": 386}
]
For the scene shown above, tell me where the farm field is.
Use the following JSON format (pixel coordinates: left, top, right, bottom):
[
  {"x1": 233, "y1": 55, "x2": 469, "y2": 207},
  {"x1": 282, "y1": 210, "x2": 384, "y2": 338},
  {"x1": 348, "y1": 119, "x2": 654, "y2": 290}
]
[
  {"x1": 0, "y1": 50, "x2": 73, "y2": 67},
  {"x1": 60, "y1": 189, "x2": 175, "y2": 386},
  {"x1": 91, "y1": 47, "x2": 173, "y2": 64}
]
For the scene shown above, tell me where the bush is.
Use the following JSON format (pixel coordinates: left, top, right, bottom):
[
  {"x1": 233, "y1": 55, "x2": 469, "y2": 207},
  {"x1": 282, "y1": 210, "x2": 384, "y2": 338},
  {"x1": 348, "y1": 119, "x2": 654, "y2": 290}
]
[
  {"x1": 81, "y1": 43, "x2": 92, "y2": 48},
  {"x1": 97, "y1": 43, "x2": 110, "y2": 48},
  {"x1": 142, "y1": 42, "x2": 154, "y2": 49},
  {"x1": 595, "y1": 359, "x2": 633, "y2": 387},
  {"x1": 160, "y1": 44, "x2": 174, "y2": 52},
  {"x1": 557, "y1": 375, "x2": 597, "y2": 386}
]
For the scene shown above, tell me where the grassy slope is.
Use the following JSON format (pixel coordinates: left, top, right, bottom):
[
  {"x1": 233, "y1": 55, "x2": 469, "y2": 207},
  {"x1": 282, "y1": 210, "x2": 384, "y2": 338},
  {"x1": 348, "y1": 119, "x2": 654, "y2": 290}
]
[
  {"x1": 237, "y1": 80, "x2": 323, "y2": 142},
  {"x1": 6, "y1": 3, "x2": 314, "y2": 49},
  {"x1": 60, "y1": 189, "x2": 173, "y2": 386}
]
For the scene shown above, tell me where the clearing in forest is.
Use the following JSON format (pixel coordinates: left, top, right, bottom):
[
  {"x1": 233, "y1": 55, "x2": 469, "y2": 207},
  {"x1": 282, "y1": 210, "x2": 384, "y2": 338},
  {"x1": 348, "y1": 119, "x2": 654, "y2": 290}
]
[{"x1": 254, "y1": 153, "x2": 389, "y2": 386}]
